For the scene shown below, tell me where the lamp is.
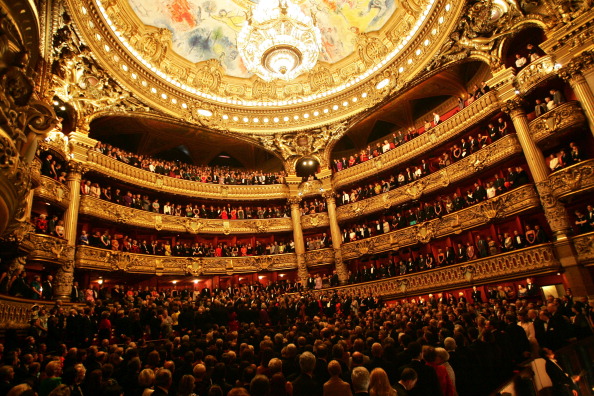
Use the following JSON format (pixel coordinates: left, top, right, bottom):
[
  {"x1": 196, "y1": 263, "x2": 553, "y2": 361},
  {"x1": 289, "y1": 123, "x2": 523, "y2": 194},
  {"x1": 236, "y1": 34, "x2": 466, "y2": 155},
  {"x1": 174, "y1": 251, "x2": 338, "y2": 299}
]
[{"x1": 237, "y1": 0, "x2": 322, "y2": 82}]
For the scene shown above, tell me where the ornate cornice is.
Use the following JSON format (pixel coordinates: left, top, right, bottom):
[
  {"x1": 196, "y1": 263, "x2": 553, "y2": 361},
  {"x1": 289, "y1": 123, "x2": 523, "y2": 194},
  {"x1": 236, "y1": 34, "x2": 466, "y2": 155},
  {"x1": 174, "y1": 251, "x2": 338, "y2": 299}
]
[
  {"x1": 35, "y1": 176, "x2": 71, "y2": 209},
  {"x1": 332, "y1": 90, "x2": 501, "y2": 190},
  {"x1": 84, "y1": 150, "x2": 289, "y2": 201},
  {"x1": 75, "y1": 245, "x2": 298, "y2": 274},
  {"x1": 341, "y1": 184, "x2": 540, "y2": 260},
  {"x1": 79, "y1": 195, "x2": 292, "y2": 234},
  {"x1": 528, "y1": 101, "x2": 587, "y2": 143},
  {"x1": 337, "y1": 134, "x2": 522, "y2": 221}
]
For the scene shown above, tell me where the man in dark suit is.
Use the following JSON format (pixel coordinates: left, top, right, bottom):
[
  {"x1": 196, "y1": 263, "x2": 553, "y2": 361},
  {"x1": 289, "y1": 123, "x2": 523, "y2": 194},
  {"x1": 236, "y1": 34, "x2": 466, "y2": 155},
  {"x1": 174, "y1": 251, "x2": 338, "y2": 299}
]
[
  {"x1": 42, "y1": 275, "x2": 53, "y2": 300},
  {"x1": 351, "y1": 366, "x2": 370, "y2": 396},
  {"x1": 540, "y1": 348, "x2": 579, "y2": 396},
  {"x1": 292, "y1": 352, "x2": 322, "y2": 396},
  {"x1": 471, "y1": 286, "x2": 483, "y2": 304},
  {"x1": 152, "y1": 369, "x2": 172, "y2": 396},
  {"x1": 70, "y1": 281, "x2": 82, "y2": 302},
  {"x1": 400, "y1": 342, "x2": 441, "y2": 396}
]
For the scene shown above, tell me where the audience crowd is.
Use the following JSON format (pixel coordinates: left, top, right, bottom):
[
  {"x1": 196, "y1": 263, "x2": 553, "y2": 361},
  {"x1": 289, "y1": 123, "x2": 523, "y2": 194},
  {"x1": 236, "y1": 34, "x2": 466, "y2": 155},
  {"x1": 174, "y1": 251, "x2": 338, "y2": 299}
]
[
  {"x1": 514, "y1": 43, "x2": 542, "y2": 69},
  {"x1": 93, "y1": 143, "x2": 286, "y2": 186},
  {"x1": 547, "y1": 141, "x2": 583, "y2": 172}
]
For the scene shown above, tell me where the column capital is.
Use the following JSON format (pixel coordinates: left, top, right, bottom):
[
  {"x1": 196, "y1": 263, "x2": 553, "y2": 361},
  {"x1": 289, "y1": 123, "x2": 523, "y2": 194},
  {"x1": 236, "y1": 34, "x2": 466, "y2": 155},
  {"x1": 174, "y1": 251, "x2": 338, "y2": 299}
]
[
  {"x1": 558, "y1": 50, "x2": 594, "y2": 81},
  {"x1": 67, "y1": 160, "x2": 87, "y2": 176},
  {"x1": 501, "y1": 97, "x2": 527, "y2": 117},
  {"x1": 288, "y1": 196, "x2": 302, "y2": 205},
  {"x1": 534, "y1": 180, "x2": 572, "y2": 237},
  {"x1": 322, "y1": 189, "x2": 336, "y2": 200}
]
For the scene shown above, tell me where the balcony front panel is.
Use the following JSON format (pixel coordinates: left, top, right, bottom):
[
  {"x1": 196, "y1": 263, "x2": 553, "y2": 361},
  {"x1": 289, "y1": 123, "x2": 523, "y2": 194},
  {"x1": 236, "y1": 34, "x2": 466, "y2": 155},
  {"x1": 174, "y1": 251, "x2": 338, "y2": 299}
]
[
  {"x1": 337, "y1": 134, "x2": 522, "y2": 221},
  {"x1": 572, "y1": 231, "x2": 594, "y2": 266},
  {"x1": 39, "y1": 134, "x2": 70, "y2": 160},
  {"x1": 529, "y1": 101, "x2": 587, "y2": 144},
  {"x1": 31, "y1": 157, "x2": 41, "y2": 187},
  {"x1": 514, "y1": 55, "x2": 556, "y2": 95},
  {"x1": 325, "y1": 244, "x2": 559, "y2": 299},
  {"x1": 27, "y1": 233, "x2": 72, "y2": 264},
  {"x1": 301, "y1": 212, "x2": 330, "y2": 229},
  {"x1": 85, "y1": 151, "x2": 290, "y2": 201},
  {"x1": 0, "y1": 295, "x2": 51, "y2": 330},
  {"x1": 305, "y1": 248, "x2": 335, "y2": 266},
  {"x1": 547, "y1": 159, "x2": 594, "y2": 200},
  {"x1": 75, "y1": 245, "x2": 298, "y2": 274},
  {"x1": 332, "y1": 91, "x2": 502, "y2": 190},
  {"x1": 35, "y1": 176, "x2": 71, "y2": 209},
  {"x1": 79, "y1": 196, "x2": 293, "y2": 234},
  {"x1": 341, "y1": 184, "x2": 540, "y2": 260}
]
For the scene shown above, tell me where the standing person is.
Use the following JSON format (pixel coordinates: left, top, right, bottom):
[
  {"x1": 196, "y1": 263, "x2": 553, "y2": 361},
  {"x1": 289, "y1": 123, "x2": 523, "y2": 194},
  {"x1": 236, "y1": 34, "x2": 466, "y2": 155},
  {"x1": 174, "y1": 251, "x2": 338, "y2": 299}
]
[
  {"x1": 540, "y1": 348, "x2": 580, "y2": 396},
  {"x1": 394, "y1": 368, "x2": 417, "y2": 396},
  {"x1": 323, "y1": 360, "x2": 352, "y2": 396},
  {"x1": 368, "y1": 368, "x2": 396, "y2": 396},
  {"x1": 292, "y1": 352, "x2": 322, "y2": 396}
]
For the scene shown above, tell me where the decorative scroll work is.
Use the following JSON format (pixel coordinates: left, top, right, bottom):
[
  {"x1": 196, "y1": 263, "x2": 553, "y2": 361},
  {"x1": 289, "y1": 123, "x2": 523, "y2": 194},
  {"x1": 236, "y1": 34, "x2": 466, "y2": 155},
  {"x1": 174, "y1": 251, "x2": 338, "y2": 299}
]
[
  {"x1": 529, "y1": 101, "x2": 587, "y2": 143},
  {"x1": 27, "y1": 234, "x2": 73, "y2": 263},
  {"x1": 514, "y1": 55, "x2": 557, "y2": 94},
  {"x1": 547, "y1": 159, "x2": 594, "y2": 200},
  {"x1": 341, "y1": 185, "x2": 540, "y2": 260},
  {"x1": 572, "y1": 232, "x2": 594, "y2": 265},
  {"x1": 35, "y1": 176, "x2": 71, "y2": 208},
  {"x1": 301, "y1": 213, "x2": 330, "y2": 229},
  {"x1": 534, "y1": 180, "x2": 573, "y2": 235},
  {"x1": 304, "y1": 248, "x2": 335, "y2": 266}
]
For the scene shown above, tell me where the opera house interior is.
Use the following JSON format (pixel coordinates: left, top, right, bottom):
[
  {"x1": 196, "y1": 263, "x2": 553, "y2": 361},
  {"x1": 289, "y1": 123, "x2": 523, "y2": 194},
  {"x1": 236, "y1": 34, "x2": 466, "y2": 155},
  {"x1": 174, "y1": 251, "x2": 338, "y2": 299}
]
[{"x1": 2, "y1": 0, "x2": 594, "y2": 395}]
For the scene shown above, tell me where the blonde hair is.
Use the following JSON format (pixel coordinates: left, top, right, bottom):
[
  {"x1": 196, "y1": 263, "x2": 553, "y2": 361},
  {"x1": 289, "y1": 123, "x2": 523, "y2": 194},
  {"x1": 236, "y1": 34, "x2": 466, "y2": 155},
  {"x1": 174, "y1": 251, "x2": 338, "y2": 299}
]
[
  {"x1": 138, "y1": 368, "x2": 155, "y2": 388},
  {"x1": 369, "y1": 368, "x2": 396, "y2": 396}
]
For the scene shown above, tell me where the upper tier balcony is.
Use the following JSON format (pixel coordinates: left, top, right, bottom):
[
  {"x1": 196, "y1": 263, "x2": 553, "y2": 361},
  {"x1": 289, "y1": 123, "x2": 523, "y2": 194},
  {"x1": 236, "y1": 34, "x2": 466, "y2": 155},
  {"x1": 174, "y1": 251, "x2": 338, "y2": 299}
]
[
  {"x1": 514, "y1": 55, "x2": 557, "y2": 95},
  {"x1": 35, "y1": 176, "x2": 71, "y2": 209},
  {"x1": 75, "y1": 245, "x2": 298, "y2": 275},
  {"x1": 336, "y1": 134, "x2": 522, "y2": 221},
  {"x1": 340, "y1": 184, "x2": 540, "y2": 261},
  {"x1": 529, "y1": 101, "x2": 587, "y2": 144},
  {"x1": 332, "y1": 90, "x2": 501, "y2": 190},
  {"x1": 85, "y1": 150, "x2": 290, "y2": 201},
  {"x1": 547, "y1": 159, "x2": 594, "y2": 200},
  {"x1": 79, "y1": 195, "x2": 293, "y2": 234}
]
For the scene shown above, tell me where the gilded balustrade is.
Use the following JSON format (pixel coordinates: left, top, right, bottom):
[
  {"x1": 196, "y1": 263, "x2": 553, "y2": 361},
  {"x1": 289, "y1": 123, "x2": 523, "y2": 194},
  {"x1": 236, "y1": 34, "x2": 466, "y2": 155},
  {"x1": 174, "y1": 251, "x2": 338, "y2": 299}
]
[
  {"x1": 38, "y1": 134, "x2": 70, "y2": 160},
  {"x1": 31, "y1": 157, "x2": 42, "y2": 187},
  {"x1": 35, "y1": 176, "x2": 71, "y2": 209},
  {"x1": 332, "y1": 91, "x2": 501, "y2": 190},
  {"x1": 301, "y1": 212, "x2": 330, "y2": 229},
  {"x1": 572, "y1": 231, "x2": 594, "y2": 265},
  {"x1": 337, "y1": 134, "x2": 522, "y2": 221},
  {"x1": 341, "y1": 184, "x2": 540, "y2": 261},
  {"x1": 79, "y1": 195, "x2": 293, "y2": 234},
  {"x1": 27, "y1": 233, "x2": 73, "y2": 264},
  {"x1": 546, "y1": 159, "x2": 594, "y2": 200},
  {"x1": 304, "y1": 248, "x2": 335, "y2": 266},
  {"x1": 528, "y1": 101, "x2": 587, "y2": 144},
  {"x1": 317, "y1": 244, "x2": 559, "y2": 299},
  {"x1": 0, "y1": 295, "x2": 45, "y2": 330},
  {"x1": 514, "y1": 55, "x2": 557, "y2": 95},
  {"x1": 75, "y1": 245, "x2": 298, "y2": 274},
  {"x1": 85, "y1": 150, "x2": 290, "y2": 200}
]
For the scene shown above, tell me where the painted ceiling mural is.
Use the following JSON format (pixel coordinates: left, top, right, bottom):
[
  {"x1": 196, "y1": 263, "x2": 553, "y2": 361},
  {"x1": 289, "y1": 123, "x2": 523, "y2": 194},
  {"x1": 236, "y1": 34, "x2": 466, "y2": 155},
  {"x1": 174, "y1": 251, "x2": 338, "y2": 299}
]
[{"x1": 128, "y1": 0, "x2": 397, "y2": 78}]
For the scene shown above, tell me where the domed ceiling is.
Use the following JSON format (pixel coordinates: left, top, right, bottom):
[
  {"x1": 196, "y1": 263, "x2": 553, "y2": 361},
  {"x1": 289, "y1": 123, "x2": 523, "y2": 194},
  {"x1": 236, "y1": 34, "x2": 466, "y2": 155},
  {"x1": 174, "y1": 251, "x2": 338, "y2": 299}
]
[{"x1": 67, "y1": 0, "x2": 463, "y2": 133}]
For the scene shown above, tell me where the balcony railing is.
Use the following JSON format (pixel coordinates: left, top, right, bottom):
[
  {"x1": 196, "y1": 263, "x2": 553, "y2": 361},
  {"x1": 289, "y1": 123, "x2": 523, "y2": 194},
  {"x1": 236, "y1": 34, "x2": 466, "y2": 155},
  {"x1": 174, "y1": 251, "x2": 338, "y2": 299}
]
[
  {"x1": 514, "y1": 55, "x2": 556, "y2": 95},
  {"x1": 324, "y1": 244, "x2": 559, "y2": 299},
  {"x1": 85, "y1": 150, "x2": 290, "y2": 201},
  {"x1": 336, "y1": 134, "x2": 523, "y2": 221},
  {"x1": 529, "y1": 101, "x2": 587, "y2": 144},
  {"x1": 35, "y1": 176, "x2": 71, "y2": 208},
  {"x1": 305, "y1": 248, "x2": 335, "y2": 266},
  {"x1": 301, "y1": 212, "x2": 330, "y2": 229},
  {"x1": 31, "y1": 157, "x2": 41, "y2": 187},
  {"x1": 27, "y1": 233, "x2": 72, "y2": 264},
  {"x1": 572, "y1": 231, "x2": 594, "y2": 265},
  {"x1": 340, "y1": 184, "x2": 540, "y2": 260},
  {"x1": 38, "y1": 133, "x2": 69, "y2": 160},
  {"x1": 75, "y1": 245, "x2": 298, "y2": 274},
  {"x1": 79, "y1": 195, "x2": 293, "y2": 234},
  {"x1": 332, "y1": 90, "x2": 502, "y2": 190},
  {"x1": 547, "y1": 159, "x2": 594, "y2": 200}
]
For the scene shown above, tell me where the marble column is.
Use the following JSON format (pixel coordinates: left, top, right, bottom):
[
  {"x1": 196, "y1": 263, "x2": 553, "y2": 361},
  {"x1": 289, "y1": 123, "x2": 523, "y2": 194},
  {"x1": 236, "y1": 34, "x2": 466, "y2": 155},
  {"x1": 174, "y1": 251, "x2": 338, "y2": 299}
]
[
  {"x1": 324, "y1": 192, "x2": 348, "y2": 284},
  {"x1": 54, "y1": 161, "x2": 83, "y2": 300},
  {"x1": 289, "y1": 197, "x2": 308, "y2": 285}
]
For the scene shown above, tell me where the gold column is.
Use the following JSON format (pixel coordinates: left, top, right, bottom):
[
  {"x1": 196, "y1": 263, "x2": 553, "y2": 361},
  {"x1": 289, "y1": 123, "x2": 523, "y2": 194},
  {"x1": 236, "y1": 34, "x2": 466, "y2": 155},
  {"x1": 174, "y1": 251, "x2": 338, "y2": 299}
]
[
  {"x1": 289, "y1": 197, "x2": 308, "y2": 285},
  {"x1": 54, "y1": 161, "x2": 83, "y2": 300},
  {"x1": 559, "y1": 53, "x2": 594, "y2": 137},
  {"x1": 324, "y1": 192, "x2": 348, "y2": 284}
]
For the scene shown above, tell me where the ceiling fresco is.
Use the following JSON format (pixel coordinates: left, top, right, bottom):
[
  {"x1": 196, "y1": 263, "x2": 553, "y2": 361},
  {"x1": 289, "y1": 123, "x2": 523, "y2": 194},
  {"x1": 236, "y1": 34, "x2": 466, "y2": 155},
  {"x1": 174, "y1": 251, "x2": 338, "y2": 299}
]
[{"x1": 128, "y1": 0, "x2": 397, "y2": 78}]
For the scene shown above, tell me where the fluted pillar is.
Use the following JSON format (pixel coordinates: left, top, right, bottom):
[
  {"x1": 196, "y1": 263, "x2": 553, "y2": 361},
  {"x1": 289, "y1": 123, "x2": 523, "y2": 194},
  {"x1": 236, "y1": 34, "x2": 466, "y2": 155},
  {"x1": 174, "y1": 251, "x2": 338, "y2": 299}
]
[
  {"x1": 54, "y1": 161, "x2": 83, "y2": 300},
  {"x1": 289, "y1": 197, "x2": 308, "y2": 285},
  {"x1": 324, "y1": 192, "x2": 348, "y2": 284},
  {"x1": 559, "y1": 53, "x2": 594, "y2": 137}
]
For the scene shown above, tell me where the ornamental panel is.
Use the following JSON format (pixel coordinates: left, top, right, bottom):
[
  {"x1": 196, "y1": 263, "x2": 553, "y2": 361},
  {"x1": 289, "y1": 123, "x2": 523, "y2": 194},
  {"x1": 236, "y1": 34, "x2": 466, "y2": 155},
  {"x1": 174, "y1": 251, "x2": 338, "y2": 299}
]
[
  {"x1": 301, "y1": 212, "x2": 330, "y2": 230},
  {"x1": 547, "y1": 159, "x2": 594, "y2": 200},
  {"x1": 304, "y1": 248, "x2": 335, "y2": 266},
  {"x1": 514, "y1": 55, "x2": 556, "y2": 95},
  {"x1": 27, "y1": 233, "x2": 73, "y2": 264},
  {"x1": 529, "y1": 101, "x2": 587, "y2": 144},
  {"x1": 573, "y1": 232, "x2": 594, "y2": 265},
  {"x1": 35, "y1": 176, "x2": 71, "y2": 209}
]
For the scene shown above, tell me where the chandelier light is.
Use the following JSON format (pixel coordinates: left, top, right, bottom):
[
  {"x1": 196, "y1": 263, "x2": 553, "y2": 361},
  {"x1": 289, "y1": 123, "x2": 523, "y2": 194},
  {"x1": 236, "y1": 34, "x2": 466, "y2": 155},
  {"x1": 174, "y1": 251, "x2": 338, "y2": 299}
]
[{"x1": 237, "y1": 0, "x2": 322, "y2": 82}]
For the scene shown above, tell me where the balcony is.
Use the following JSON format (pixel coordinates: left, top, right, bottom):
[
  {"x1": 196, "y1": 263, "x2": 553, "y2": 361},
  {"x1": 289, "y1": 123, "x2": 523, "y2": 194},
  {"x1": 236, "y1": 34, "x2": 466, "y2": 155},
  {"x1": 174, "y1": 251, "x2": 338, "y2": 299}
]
[
  {"x1": 330, "y1": 244, "x2": 559, "y2": 299},
  {"x1": 85, "y1": 150, "x2": 290, "y2": 201},
  {"x1": 305, "y1": 248, "x2": 335, "y2": 266},
  {"x1": 341, "y1": 184, "x2": 540, "y2": 260},
  {"x1": 27, "y1": 233, "x2": 72, "y2": 264},
  {"x1": 547, "y1": 159, "x2": 594, "y2": 200},
  {"x1": 75, "y1": 245, "x2": 298, "y2": 275},
  {"x1": 572, "y1": 231, "x2": 594, "y2": 266},
  {"x1": 39, "y1": 132, "x2": 70, "y2": 160},
  {"x1": 529, "y1": 101, "x2": 587, "y2": 144},
  {"x1": 514, "y1": 55, "x2": 556, "y2": 95},
  {"x1": 0, "y1": 295, "x2": 46, "y2": 330},
  {"x1": 332, "y1": 90, "x2": 502, "y2": 190},
  {"x1": 301, "y1": 212, "x2": 330, "y2": 229},
  {"x1": 336, "y1": 134, "x2": 523, "y2": 221},
  {"x1": 79, "y1": 195, "x2": 293, "y2": 234},
  {"x1": 35, "y1": 176, "x2": 71, "y2": 209}
]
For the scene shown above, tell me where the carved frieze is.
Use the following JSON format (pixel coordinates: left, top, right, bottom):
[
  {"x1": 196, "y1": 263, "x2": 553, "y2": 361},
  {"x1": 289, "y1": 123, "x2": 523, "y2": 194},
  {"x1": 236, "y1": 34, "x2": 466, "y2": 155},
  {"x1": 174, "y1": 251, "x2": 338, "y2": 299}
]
[
  {"x1": 529, "y1": 101, "x2": 587, "y2": 143},
  {"x1": 547, "y1": 159, "x2": 594, "y2": 200},
  {"x1": 301, "y1": 212, "x2": 330, "y2": 230},
  {"x1": 304, "y1": 248, "x2": 335, "y2": 266},
  {"x1": 27, "y1": 233, "x2": 73, "y2": 264},
  {"x1": 35, "y1": 176, "x2": 71, "y2": 208},
  {"x1": 572, "y1": 232, "x2": 594, "y2": 265}
]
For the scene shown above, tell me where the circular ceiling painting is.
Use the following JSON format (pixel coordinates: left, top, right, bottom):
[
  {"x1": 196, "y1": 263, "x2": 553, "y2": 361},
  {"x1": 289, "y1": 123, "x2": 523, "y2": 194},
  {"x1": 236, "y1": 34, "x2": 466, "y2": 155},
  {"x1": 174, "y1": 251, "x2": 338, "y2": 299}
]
[{"x1": 128, "y1": 0, "x2": 397, "y2": 78}]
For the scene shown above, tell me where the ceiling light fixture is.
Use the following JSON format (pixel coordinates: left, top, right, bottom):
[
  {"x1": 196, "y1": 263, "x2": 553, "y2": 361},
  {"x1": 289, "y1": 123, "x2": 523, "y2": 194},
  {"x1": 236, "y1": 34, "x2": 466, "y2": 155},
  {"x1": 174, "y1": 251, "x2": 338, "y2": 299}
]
[{"x1": 237, "y1": 0, "x2": 322, "y2": 82}]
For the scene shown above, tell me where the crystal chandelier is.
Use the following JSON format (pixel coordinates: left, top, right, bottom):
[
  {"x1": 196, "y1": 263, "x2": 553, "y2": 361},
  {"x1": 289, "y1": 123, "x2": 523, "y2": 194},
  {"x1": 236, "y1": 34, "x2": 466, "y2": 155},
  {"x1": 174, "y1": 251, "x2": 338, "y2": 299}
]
[{"x1": 237, "y1": 0, "x2": 322, "y2": 82}]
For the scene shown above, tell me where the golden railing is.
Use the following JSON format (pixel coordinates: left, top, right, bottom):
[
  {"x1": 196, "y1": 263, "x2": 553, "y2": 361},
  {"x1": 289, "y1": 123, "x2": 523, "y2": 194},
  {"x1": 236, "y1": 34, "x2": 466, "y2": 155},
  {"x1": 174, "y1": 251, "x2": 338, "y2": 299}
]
[
  {"x1": 38, "y1": 134, "x2": 70, "y2": 160},
  {"x1": 340, "y1": 184, "x2": 540, "y2": 261},
  {"x1": 572, "y1": 231, "x2": 594, "y2": 266},
  {"x1": 27, "y1": 233, "x2": 73, "y2": 264},
  {"x1": 305, "y1": 248, "x2": 335, "y2": 266},
  {"x1": 75, "y1": 245, "x2": 298, "y2": 274},
  {"x1": 323, "y1": 244, "x2": 559, "y2": 299},
  {"x1": 336, "y1": 134, "x2": 522, "y2": 220},
  {"x1": 0, "y1": 295, "x2": 50, "y2": 330},
  {"x1": 31, "y1": 157, "x2": 42, "y2": 187},
  {"x1": 301, "y1": 212, "x2": 330, "y2": 229},
  {"x1": 79, "y1": 195, "x2": 293, "y2": 234},
  {"x1": 547, "y1": 159, "x2": 594, "y2": 200},
  {"x1": 528, "y1": 101, "x2": 587, "y2": 144},
  {"x1": 35, "y1": 175, "x2": 71, "y2": 209},
  {"x1": 85, "y1": 150, "x2": 290, "y2": 201},
  {"x1": 332, "y1": 90, "x2": 501, "y2": 190},
  {"x1": 514, "y1": 55, "x2": 557, "y2": 95}
]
